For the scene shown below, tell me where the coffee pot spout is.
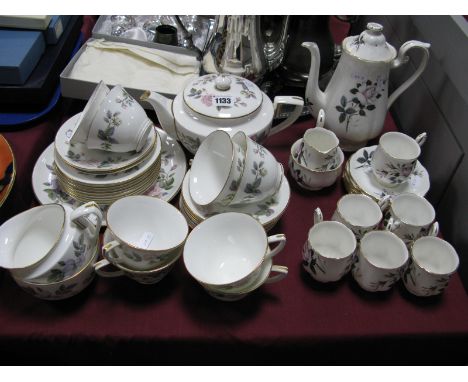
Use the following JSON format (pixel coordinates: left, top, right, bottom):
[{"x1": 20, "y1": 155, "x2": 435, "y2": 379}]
[
  {"x1": 140, "y1": 91, "x2": 178, "y2": 140},
  {"x1": 302, "y1": 42, "x2": 326, "y2": 115}
]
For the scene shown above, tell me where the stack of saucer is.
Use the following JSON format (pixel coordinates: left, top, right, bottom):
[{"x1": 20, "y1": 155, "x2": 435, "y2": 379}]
[{"x1": 53, "y1": 113, "x2": 162, "y2": 206}]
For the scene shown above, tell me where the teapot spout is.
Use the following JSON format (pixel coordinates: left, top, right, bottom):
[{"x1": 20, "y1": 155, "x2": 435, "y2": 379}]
[
  {"x1": 301, "y1": 42, "x2": 326, "y2": 115},
  {"x1": 140, "y1": 91, "x2": 177, "y2": 140}
]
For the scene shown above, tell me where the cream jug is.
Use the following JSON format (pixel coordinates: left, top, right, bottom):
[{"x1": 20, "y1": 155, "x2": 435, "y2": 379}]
[{"x1": 303, "y1": 22, "x2": 430, "y2": 151}]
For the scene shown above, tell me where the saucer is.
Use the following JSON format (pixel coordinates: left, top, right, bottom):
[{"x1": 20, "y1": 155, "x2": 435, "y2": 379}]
[
  {"x1": 54, "y1": 113, "x2": 157, "y2": 174},
  {"x1": 179, "y1": 169, "x2": 290, "y2": 232},
  {"x1": 0, "y1": 134, "x2": 15, "y2": 207},
  {"x1": 346, "y1": 145, "x2": 430, "y2": 201},
  {"x1": 32, "y1": 128, "x2": 187, "y2": 224}
]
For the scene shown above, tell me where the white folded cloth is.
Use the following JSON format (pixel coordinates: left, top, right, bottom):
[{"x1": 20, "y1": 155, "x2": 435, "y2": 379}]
[{"x1": 69, "y1": 39, "x2": 200, "y2": 95}]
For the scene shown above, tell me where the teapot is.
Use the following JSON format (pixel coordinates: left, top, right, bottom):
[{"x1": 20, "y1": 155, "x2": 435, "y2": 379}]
[
  {"x1": 140, "y1": 73, "x2": 304, "y2": 154},
  {"x1": 302, "y1": 22, "x2": 430, "y2": 151}
]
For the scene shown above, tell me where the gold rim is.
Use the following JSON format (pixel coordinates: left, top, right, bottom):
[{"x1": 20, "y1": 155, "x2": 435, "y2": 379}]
[
  {"x1": 16, "y1": 244, "x2": 99, "y2": 286},
  {"x1": 342, "y1": 39, "x2": 397, "y2": 64},
  {"x1": 55, "y1": 125, "x2": 158, "y2": 174},
  {"x1": 335, "y1": 193, "x2": 382, "y2": 229},
  {"x1": 360, "y1": 230, "x2": 408, "y2": 270},
  {"x1": 106, "y1": 195, "x2": 189, "y2": 252},
  {"x1": 387, "y1": 194, "x2": 435, "y2": 228},
  {"x1": 342, "y1": 162, "x2": 379, "y2": 201},
  {"x1": 0, "y1": 134, "x2": 16, "y2": 208},
  {"x1": 307, "y1": 221, "x2": 356, "y2": 260},
  {"x1": 377, "y1": 132, "x2": 421, "y2": 161}
]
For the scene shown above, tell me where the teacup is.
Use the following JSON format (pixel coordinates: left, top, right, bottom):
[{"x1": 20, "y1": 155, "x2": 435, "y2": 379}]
[
  {"x1": 230, "y1": 131, "x2": 282, "y2": 205},
  {"x1": 301, "y1": 110, "x2": 340, "y2": 171},
  {"x1": 87, "y1": 84, "x2": 153, "y2": 153},
  {"x1": 1, "y1": 202, "x2": 102, "y2": 284},
  {"x1": 302, "y1": 208, "x2": 356, "y2": 283},
  {"x1": 203, "y1": 258, "x2": 288, "y2": 301},
  {"x1": 104, "y1": 196, "x2": 188, "y2": 271},
  {"x1": 352, "y1": 230, "x2": 409, "y2": 292},
  {"x1": 371, "y1": 131, "x2": 427, "y2": 187},
  {"x1": 14, "y1": 244, "x2": 99, "y2": 300},
  {"x1": 189, "y1": 130, "x2": 246, "y2": 209},
  {"x1": 69, "y1": 80, "x2": 110, "y2": 144},
  {"x1": 183, "y1": 212, "x2": 287, "y2": 290},
  {"x1": 332, "y1": 194, "x2": 388, "y2": 240},
  {"x1": 403, "y1": 236, "x2": 459, "y2": 297},
  {"x1": 383, "y1": 193, "x2": 437, "y2": 246},
  {"x1": 289, "y1": 138, "x2": 344, "y2": 190},
  {"x1": 95, "y1": 244, "x2": 181, "y2": 285}
]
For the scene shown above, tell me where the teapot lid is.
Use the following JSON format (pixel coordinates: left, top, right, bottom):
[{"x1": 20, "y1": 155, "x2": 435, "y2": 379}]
[
  {"x1": 183, "y1": 73, "x2": 263, "y2": 119},
  {"x1": 343, "y1": 22, "x2": 396, "y2": 62}
]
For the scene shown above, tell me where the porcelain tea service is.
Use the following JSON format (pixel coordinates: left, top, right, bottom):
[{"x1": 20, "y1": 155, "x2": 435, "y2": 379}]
[
  {"x1": 302, "y1": 208, "x2": 357, "y2": 283},
  {"x1": 70, "y1": 81, "x2": 153, "y2": 153},
  {"x1": 303, "y1": 22, "x2": 430, "y2": 151},
  {"x1": 183, "y1": 212, "x2": 288, "y2": 300},
  {"x1": 140, "y1": 73, "x2": 304, "y2": 154}
]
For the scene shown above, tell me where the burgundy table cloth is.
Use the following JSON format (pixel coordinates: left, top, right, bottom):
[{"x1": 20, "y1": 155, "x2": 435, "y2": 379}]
[{"x1": 1, "y1": 16, "x2": 467, "y2": 365}]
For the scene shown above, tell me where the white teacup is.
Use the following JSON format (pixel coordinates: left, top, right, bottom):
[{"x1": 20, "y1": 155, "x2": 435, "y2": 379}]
[
  {"x1": 87, "y1": 84, "x2": 153, "y2": 153},
  {"x1": 383, "y1": 193, "x2": 437, "y2": 246},
  {"x1": 230, "y1": 131, "x2": 282, "y2": 205},
  {"x1": 183, "y1": 212, "x2": 287, "y2": 290},
  {"x1": 332, "y1": 194, "x2": 388, "y2": 240},
  {"x1": 189, "y1": 130, "x2": 246, "y2": 209},
  {"x1": 302, "y1": 208, "x2": 357, "y2": 283},
  {"x1": 403, "y1": 236, "x2": 459, "y2": 297},
  {"x1": 352, "y1": 230, "x2": 409, "y2": 292},
  {"x1": 1, "y1": 202, "x2": 102, "y2": 284},
  {"x1": 103, "y1": 196, "x2": 188, "y2": 271},
  {"x1": 371, "y1": 131, "x2": 427, "y2": 187}
]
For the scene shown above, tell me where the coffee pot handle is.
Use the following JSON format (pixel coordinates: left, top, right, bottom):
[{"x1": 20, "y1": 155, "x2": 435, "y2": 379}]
[
  {"x1": 70, "y1": 202, "x2": 103, "y2": 239},
  {"x1": 265, "y1": 265, "x2": 289, "y2": 284},
  {"x1": 270, "y1": 96, "x2": 304, "y2": 136},
  {"x1": 265, "y1": 234, "x2": 287, "y2": 260},
  {"x1": 94, "y1": 258, "x2": 125, "y2": 278},
  {"x1": 388, "y1": 40, "x2": 431, "y2": 109}
]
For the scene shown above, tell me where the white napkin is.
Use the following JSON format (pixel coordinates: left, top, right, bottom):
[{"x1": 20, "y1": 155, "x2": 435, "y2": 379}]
[{"x1": 69, "y1": 39, "x2": 200, "y2": 95}]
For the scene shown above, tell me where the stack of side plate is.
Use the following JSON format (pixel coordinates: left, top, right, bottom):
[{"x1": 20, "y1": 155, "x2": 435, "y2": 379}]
[{"x1": 53, "y1": 113, "x2": 162, "y2": 205}]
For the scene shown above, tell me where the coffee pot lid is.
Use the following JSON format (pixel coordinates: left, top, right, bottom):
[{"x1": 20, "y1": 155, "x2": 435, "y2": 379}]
[
  {"x1": 183, "y1": 73, "x2": 263, "y2": 119},
  {"x1": 343, "y1": 22, "x2": 396, "y2": 62}
]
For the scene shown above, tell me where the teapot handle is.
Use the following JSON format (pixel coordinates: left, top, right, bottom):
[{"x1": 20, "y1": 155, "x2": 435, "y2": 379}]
[
  {"x1": 269, "y1": 96, "x2": 304, "y2": 136},
  {"x1": 387, "y1": 41, "x2": 431, "y2": 109}
]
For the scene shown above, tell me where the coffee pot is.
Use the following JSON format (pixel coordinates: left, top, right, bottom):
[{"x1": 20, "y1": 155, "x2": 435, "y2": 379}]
[{"x1": 303, "y1": 22, "x2": 430, "y2": 152}]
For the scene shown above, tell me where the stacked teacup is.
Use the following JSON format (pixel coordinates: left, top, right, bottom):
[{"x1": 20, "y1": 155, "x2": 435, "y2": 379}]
[
  {"x1": 183, "y1": 212, "x2": 288, "y2": 301},
  {"x1": 180, "y1": 129, "x2": 284, "y2": 226},
  {"x1": 0, "y1": 202, "x2": 103, "y2": 300},
  {"x1": 289, "y1": 110, "x2": 345, "y2": 190},
  {"x1": 94, "y1": 195, "x2": 189, "y2": 284},
  {"x1": 53, "y1": 81, "x2": 161, "y2": 206}
]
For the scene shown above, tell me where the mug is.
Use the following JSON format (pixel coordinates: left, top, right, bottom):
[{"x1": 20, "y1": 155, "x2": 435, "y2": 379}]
[
  {"x1": 301, "y1": 110, "x2": 340, "y2": 171},
  {"x1": 104, "y1": 196, "x2": 188, "y2": 271},
  {"x1": 332, "y1": 194, "x2": 388, "y2": 240},
  {"x1": 230, "y1": 131, "x2": 282, "y2": 205},
  {"x1": 87, "y1": 84, "x2": 153, "y2": 153},
  {"x1": 189, "y1": 130, "x2": 246, "y2": 209},
  {"x1": 302, "y1": 208, "x2": 357, "y2": 282},
  {"x1": 1, "y1": 202, "x2": 102, "y2": 284},
  {"x1": 403, "y1": 235, "x2": 459, "y2": 297},
  {"x1": 183, "y1": 212, "x2": 287, "y2": 290},
  {"x1": 383, "y1": 193, "x2": 437, "y2": 246},
  {"x1": 352, "y1": 230, "x2": 409, "y2": 292},
  {"x1": 371, "y1": 131, "x2": 427, "y2": 187}
]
